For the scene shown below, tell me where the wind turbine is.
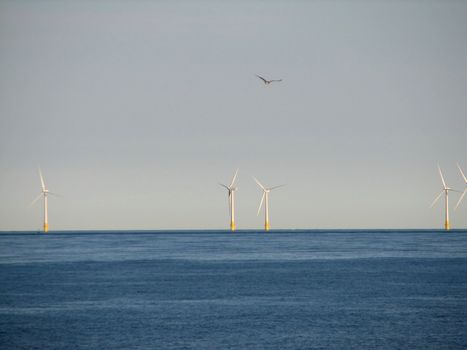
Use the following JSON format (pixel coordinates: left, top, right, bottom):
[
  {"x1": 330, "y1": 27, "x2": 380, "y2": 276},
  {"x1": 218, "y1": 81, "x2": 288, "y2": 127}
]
[
  {"x1": 31, "y1": 168, "x2": 58, "y2": 233},
  {"x1": 430, "y1": 164, "x2": 458, "y2": 231},
  {"x1": 455, "y1": 163, "x2": 466, "y2": 210},
  {"x1": 254, "y1": 177, "x2": 284, "y2": 231},
  {"x1": 219, "y1": 169, "x2": 239, "y2": 231}
]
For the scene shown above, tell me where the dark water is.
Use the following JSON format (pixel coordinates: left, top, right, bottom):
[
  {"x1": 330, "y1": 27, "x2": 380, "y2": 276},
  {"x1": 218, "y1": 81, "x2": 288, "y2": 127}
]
[{"x1": 1, "y1": 230, "x2": 466, "y2": 349}]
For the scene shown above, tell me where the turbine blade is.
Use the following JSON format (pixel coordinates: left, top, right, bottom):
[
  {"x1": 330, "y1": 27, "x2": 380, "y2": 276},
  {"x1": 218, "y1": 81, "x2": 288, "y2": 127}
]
[
  {"x1": 257, "y1": 193, "x2": 265, "y2": 216},
  {"x1": 219, "y1": 183, "x2": 229, "y2": 190},
  {"x1": 253, "y1": 177, "x2": 266, "y2": 190},
  {"x1": 437, "y1": 164, "x2": 447, "y2": 189},
  {"x1": 229, "y1": 169, "x2": 239, "y2": 188},
  {"x1": 38, "y1": 167, "x2": 46, "y2": 191},
  {"x1": 430, "y1": 190, "x2": 444, "y2": 208},
  {"x1": 48, "y1": 192, "x2": 62, "y2": 197},
  {"x1": 270, "y1": 184, "x2": 285, "y2": 191},
  {"x1": 455, "y1": 190, "x2": 466, "y2": 210},
  {"x1": 457, "y1": 163, "x2": 467, "y2": 183},
  {"x1": 30, "y1": 193, "x2": 43, "y2": 206}
]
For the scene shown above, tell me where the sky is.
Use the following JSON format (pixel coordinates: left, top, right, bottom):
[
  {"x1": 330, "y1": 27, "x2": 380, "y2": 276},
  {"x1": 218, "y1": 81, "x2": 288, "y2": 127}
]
[{"x1": 0, "y1": 0, "x2": 466, "y2": 230}]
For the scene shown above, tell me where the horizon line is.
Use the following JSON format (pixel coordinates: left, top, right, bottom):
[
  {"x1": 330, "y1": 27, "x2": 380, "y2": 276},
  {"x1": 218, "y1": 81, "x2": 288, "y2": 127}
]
[{"x1": 1, "y1": 228, "x2": 467, "y2": 234}]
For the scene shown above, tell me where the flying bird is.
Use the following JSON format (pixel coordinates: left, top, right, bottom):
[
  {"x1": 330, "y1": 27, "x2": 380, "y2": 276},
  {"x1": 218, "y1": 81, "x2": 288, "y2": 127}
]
[{"x1": 256, "y1": 75, "x2": 282, "y2": 85}]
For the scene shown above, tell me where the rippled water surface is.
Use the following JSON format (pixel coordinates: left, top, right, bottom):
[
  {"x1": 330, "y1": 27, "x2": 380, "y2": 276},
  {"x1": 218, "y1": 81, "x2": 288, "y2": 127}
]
[{"x1": 1, "y1": 230, "x2": 466, "y2": 349}]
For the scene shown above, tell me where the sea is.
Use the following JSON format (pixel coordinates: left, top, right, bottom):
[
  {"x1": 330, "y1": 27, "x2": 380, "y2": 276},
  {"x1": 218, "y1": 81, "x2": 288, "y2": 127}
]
[{"x1": 0, "y1": 230, "x2": 466, "y2": 349}]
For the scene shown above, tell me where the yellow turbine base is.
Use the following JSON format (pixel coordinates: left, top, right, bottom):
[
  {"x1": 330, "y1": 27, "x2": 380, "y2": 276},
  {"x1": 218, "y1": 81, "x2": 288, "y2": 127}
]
[
  {"x1": 43, "y1": 223, "x2": 49, "y2": 233},
  {"x1": 230, "y1": 221, "x2": 236, "y2": 231},
  {"x1": 265, "y1": 222, "x2": 270, "y2": 231},
  {"x1": 445, "y1": 221, "x2": 450, "y2": 231}
]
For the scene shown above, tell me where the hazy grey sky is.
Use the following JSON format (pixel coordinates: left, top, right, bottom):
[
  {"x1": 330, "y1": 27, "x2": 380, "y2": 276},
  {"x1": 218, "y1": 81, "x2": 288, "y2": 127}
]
[{"x1": 1, "y1": 0, "x2": 466, "y2": 230}]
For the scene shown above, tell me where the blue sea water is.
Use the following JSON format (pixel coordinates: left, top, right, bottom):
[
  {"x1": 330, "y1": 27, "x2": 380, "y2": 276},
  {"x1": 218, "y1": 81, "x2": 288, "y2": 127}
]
[{"x1": 0, "y1": 230, "x2": 466, "y2": 349}]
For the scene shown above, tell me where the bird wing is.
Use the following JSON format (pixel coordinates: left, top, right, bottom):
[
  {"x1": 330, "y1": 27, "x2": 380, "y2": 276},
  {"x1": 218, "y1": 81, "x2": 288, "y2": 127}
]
[{"x1": 256, "y1": 75, "x2": 268, "y2": 83}]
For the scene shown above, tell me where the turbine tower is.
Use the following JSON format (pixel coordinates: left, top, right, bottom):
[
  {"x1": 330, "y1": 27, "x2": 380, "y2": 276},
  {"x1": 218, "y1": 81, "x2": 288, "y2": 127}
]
[
  {"x1": 455, "y1": 163, "x2": 466, "y2": 210},
  {"x1": 219, "y1": 169, "x2": 239, "y2": 231},
  {"x1": 254, "y1": 177, "x2": 284, "y2": 231},
  {"x1": 430, "y1": 164, "x2": 458, "y2": 231},
  {"x1": 31, "y1": 168, "x2": 57, "y2": 233}
]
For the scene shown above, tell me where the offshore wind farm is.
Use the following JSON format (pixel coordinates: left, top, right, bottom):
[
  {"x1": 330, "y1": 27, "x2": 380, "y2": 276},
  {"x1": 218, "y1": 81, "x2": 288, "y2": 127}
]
[
  {"x1": 1, "y1": 1, "x2": 467, "y2": 350},
  {"x1": 1, "y1": 1, "x2": 466, "y2": 232},
  {"x1": 29, "y1": 163, "x2": 466, "y2": 233}
]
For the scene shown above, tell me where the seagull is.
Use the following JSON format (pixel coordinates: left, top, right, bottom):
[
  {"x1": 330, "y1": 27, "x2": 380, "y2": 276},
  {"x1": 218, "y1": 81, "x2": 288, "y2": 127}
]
[{"x1": 256, "y1": 74, "x2": 282, "y2": 85}]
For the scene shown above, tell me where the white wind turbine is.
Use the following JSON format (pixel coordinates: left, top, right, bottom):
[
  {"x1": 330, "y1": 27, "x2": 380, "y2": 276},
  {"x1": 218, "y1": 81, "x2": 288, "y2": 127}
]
[
  {"x1": 31, "y1": 168, "x2": 58, "y2": 233},
  {"x1": 430, "y1": 164, "x2": 459, "y2": 231},
  {"x1": 455, "y1": 163, "x2": 466, "y2": 210},
  {"x1": 219, "y1": 169, "x2": 239, "y2": 231},
  {"x1": 254, "y1": 177, "x2": 284, "y2": 231}
]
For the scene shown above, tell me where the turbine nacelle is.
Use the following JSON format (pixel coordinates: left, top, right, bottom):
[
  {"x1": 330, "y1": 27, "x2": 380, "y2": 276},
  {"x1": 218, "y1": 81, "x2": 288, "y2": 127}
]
[{"x1": 219, "y1": 185, "x2": 238, "y2": 194}]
